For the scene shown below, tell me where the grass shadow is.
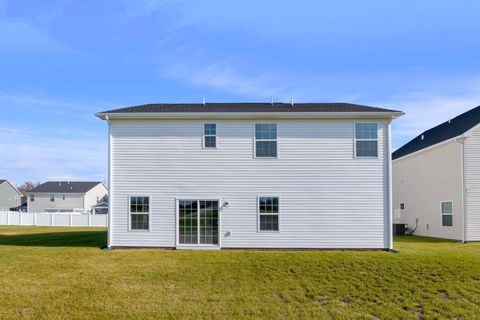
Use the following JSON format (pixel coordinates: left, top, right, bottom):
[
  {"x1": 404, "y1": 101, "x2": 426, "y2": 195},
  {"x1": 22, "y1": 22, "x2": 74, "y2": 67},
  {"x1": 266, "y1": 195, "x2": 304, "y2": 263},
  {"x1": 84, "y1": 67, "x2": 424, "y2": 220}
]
[
  {"x1": 394, "y1": 235, "x2": 459, "y2": 244},
  {"x1": 0, "y1": 230, "x2": 107, "y2": 248}
]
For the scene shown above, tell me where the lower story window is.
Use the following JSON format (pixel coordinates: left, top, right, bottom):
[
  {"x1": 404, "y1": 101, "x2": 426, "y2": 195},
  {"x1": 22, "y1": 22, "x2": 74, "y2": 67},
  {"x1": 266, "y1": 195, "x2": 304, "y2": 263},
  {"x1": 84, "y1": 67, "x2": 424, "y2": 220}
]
[
  {"x1": 259, "y1": 197, "x2": 279, "y2": 231},
  {"x1": 441, "y1": 201, "x2": 453, "y2": 227},
  {"x1": 130, "y1": 196, "x2": 149, "y2": 230}
]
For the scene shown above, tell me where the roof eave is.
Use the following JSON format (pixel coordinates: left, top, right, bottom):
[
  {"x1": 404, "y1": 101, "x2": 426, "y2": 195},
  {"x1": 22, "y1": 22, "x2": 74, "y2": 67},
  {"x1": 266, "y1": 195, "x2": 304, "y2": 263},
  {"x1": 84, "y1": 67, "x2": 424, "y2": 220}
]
[{"x1": 96, "y1": 111, "x2": 404, "y2": 120}]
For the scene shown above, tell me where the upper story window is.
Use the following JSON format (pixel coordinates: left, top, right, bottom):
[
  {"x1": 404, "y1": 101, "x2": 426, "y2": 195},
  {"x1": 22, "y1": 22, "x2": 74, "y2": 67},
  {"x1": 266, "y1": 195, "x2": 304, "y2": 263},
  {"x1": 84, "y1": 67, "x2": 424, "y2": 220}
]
[
  {"x1": 63, "y1": 194, "x2": 66, "y2": 200},
  {"x1": 50, "y1": 194, "x2": 55, "y2": 202},
  {"x1": 14, "y1": 195, "x2": 19, "y2": 202},
  {"x1": 441, "y1": 201, "x2": 453, "y2": 227},
  {"x1": 355, "y1": 123, "x2": 378, "y2": 157},
  {"x1": 130, "y1": 196, "x2": 150, "y2": 230},
  {"x1": 400, "y1": 202, "x2": 405, "y2": 210},
  {"x1": 30, "y1": 194, "x2": 34, "y2": 202},
  {"x1": 203, "y1": 123, "x2": 217, "y2": 148},
  {"x1": 259, "y1": 196, "x2": 279, "y2": 231},
  {"x1": 255, "y1": 123, "x2": 277, "y2": 158}
]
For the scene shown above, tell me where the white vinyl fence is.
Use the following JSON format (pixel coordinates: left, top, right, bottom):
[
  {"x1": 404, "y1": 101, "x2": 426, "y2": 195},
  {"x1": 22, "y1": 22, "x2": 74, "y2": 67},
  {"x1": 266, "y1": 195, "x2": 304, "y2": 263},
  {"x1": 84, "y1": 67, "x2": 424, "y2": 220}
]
[{"x1": 0, "y1": 211, "x2": 108, "y2": 227}]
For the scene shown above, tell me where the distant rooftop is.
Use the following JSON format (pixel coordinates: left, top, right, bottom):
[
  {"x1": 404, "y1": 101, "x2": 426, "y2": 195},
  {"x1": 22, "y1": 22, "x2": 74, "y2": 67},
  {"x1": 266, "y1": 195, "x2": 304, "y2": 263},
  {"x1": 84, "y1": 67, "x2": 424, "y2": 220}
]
[
  {"x1": 28, "y1": 181, "x2": 104, "y2": 193},
  {"x1": 393, "y1": 105, "x2": 480, "y2": 160},
  {"x1": 98, "y1": 102, "x2": 402, "y2": 114},
  {"x1": 0, "y1": 179, "x2": 6, "y2": 185}
]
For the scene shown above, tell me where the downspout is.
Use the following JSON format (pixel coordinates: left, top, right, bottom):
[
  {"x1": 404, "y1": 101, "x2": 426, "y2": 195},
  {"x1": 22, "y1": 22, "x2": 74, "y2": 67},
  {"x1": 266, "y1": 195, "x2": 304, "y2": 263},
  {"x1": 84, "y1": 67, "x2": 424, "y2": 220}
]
[
  {"x1": 387, "y1": 120, "x2": 393, "y2": 250},
  {"x1": 458, "y1": 137, "x2": 467, "y2": 243},
  {"x1": 106, "y1": 115, "x2": 113, "y2": 248}
]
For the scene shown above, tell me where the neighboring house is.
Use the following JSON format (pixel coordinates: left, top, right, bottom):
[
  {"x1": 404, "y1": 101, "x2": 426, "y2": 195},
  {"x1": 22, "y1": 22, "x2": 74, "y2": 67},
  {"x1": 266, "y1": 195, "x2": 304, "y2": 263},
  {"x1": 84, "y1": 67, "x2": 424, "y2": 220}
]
[
  {"x1": 92, "y1": 201, "x2": 108, "y2": 214},
  {"x1": 27, "y1": 181, "x2": 108, "y2": 213},
  {"x1": 0, "y1": 179, "x2": 23, "y2": 211},
  {"x1": 393, "y1": 105, "x2": 480, "y2": 242},
  {"x1": 97, "y1": 102, "x2": 403, "y2": 249}
]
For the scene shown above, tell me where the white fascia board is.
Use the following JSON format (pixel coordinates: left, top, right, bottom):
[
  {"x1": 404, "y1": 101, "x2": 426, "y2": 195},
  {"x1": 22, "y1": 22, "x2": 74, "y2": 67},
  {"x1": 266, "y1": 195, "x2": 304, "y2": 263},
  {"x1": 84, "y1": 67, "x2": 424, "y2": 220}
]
[
  {"x1": 392, "y1": 135, "x2": 465, "y2": 163},
  {"x1": 462, "y1": 123, "x2": 480, "y2": 138},
  {"x1": 96, "y1": 111, "x2": 404, "y2": 121}
]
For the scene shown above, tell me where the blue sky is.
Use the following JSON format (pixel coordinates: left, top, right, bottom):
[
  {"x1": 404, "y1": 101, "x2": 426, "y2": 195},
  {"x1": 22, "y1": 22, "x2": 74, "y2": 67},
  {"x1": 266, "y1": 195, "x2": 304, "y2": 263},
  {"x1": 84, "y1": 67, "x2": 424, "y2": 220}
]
[{"x1": 1, "y1": 0, "x2": 480, "y2": 185}]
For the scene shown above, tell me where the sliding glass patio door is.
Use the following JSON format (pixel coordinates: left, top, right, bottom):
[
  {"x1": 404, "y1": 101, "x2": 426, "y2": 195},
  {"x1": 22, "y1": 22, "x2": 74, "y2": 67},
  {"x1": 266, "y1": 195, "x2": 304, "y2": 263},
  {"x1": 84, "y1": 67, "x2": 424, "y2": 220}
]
[{"x1": 178, "y1": 200, "x2": 219, "y2": 245}]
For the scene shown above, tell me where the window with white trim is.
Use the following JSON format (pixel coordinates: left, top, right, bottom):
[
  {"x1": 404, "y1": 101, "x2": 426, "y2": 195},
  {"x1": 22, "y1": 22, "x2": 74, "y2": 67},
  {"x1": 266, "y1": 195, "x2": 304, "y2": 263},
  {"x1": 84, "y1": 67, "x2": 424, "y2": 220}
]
[
  {"x1": 259, "y1": 197, "x2": 279, "y2": 231},
  {"x1": 255, "y1": 123, "x2": 277, "y2": 157},
  {"x1": 355, "y1": 123, "x2": 378, "y2": 157},
  {"x1": 400, "y1": 202, "x2": 405, "y2": 210},
  {"x1": 203, "y1": 123, "x2": 216, "y2": 148},
  {"x1": 130, "y1": 196, "x2": 149, "y2": 230},
  {"x1": 441, "y1": 201, "x2": 453, "y2": 227},
  {"x1": 30, "y1": 194, "x2": 34, "y2": 202},
  {"x1": 50, "y1": 194, "x2": 55, "y2": 202},
  {"x1": 63, "y1": 194, "x2": 66, "y2": 200},
  {"x1": 14, "y1": 195, "x2": 19, "y2": 202}
]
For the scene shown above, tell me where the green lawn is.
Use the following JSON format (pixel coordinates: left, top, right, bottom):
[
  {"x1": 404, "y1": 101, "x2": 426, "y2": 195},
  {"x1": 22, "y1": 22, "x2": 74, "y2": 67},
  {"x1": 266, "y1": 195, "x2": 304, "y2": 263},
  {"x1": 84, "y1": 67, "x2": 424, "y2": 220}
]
[{"x1": 0, "y1": 227, "x2": 479, "y2": 319}]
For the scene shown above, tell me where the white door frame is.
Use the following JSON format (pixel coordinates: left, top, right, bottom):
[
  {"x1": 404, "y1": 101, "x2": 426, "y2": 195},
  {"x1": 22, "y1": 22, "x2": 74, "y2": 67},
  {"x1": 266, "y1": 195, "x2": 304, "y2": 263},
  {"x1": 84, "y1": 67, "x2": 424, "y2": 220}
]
[{"x1": 175, "y1": 198, "x2": 222, "y2": 249}]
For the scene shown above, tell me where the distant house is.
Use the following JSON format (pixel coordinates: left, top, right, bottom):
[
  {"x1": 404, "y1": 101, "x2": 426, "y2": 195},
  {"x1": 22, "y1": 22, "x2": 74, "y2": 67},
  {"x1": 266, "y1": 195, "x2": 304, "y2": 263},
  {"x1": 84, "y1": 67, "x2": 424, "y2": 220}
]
[
  {"x1": 27, "y1": 181, "x2": 108, "y2": 214},
  {"x1": 393, "y1": 105, "x2": 480, "y2": 242},
  {"x1": 0, "y1": 180, "x2": 23, "y2": 211},
  {"x1": 92, "y1": 201, "x2": 108, "y2": 214},
  {"x1": 97, "y1": 102, "x2": 403, "y2": 249}
]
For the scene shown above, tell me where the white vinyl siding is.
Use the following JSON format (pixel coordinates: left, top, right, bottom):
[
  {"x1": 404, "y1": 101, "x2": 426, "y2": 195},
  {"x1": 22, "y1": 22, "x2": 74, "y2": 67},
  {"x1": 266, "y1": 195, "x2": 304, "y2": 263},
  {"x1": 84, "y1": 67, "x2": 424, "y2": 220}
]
[
  {"x1": 392, "y1": 140, "x2": 464, "y2": 240},
  {"x1": 27, "y1": 193, "x2": 85, "y2": 213},
  {"x1": 465, "y1": 125, "x2": 480, "y2": 241},
  {"x1": 109, "y1": 119, "x2": 390, "y2": 249}
]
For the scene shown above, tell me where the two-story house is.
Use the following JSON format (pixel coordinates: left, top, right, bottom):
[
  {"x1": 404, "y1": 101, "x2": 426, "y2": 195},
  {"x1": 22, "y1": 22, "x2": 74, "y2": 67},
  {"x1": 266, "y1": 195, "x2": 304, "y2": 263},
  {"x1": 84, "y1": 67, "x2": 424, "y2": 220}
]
[
  {"x1": 393, "y1": 105, "x2": 480, "y2": 242},
  {"x1": 97, "y1": 102, "x2": 403, "y2": 249},
  {"x1": 0, "y1": 179, "x2": 23, "y2": 211},
  {"x1": 27, "y1": 181, "x2": 108, "y2": 213}
]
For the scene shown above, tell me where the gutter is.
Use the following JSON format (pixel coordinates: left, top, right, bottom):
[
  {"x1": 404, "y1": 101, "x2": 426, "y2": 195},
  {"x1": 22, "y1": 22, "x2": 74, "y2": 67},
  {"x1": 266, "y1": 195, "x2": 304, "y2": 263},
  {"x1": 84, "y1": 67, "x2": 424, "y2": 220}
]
[
  {"x1": 105, "y1": 115, "x2": 113, "y2": 248},
  {"x1": 95, "y1": 111, "x2": 405, "y2": 121},
  {"x1": 387, "y1": 120, "x2": 394, "y2": 250}
]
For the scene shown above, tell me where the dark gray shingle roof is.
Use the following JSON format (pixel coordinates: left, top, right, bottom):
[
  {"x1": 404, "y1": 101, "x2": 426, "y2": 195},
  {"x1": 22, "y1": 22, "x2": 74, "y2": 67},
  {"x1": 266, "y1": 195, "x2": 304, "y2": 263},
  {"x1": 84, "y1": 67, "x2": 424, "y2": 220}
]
[
  {"x1": 393, "y1": 105, "x2": 480, "y2": 160},
  {"x1": 100, "y1": 103, "x2": 401, "y2": 114},
  {"x1": 28, "y1": 181, "x2": 103, "y2": 193},
  {"x1": 0, "y1": 180, "x2": 6, "y2": 185}
]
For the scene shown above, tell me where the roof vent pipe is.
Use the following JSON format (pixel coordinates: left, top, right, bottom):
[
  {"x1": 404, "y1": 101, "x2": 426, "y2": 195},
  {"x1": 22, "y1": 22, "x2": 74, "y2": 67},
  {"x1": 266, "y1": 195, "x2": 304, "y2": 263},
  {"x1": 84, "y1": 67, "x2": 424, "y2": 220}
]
[
  {"x1": 59, "y1": 181, "x2": 61, "y2": 186},
  {"x1": 270, "y1": 96, "x2": 274, "y2": 106},
  {"x1": 290, "y1": 97, "x2": 294, "y2": 106},
  {"x1": 202, "y1": 98, "x2": 206, "y2": 106},
  {"x1": 421, "y1": 134, "x2": 424, "y2": 140},
  {"x1": 448, "y1": 118, "x2": 451, "y2": 124}
]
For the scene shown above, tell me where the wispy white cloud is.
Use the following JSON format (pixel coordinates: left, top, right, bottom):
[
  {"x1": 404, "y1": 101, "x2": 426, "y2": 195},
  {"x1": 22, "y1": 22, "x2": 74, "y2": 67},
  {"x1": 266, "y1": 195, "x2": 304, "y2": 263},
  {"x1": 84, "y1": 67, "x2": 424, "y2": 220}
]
[
  {"x1": 0, "y1": 125, "x2": 107, "y2": 186},
  {"x1": 0, "y1": 92, "x2": 111, "y2": 185},
  {"x1": 167, "y1": 60, "x2": 296, "y2": 100},
  {"x1": 0, "y1": 92, "x2": 113, "y2": 121},
  {"x1": 371, "y1": 82, "x2": 480, "y2": 149}
]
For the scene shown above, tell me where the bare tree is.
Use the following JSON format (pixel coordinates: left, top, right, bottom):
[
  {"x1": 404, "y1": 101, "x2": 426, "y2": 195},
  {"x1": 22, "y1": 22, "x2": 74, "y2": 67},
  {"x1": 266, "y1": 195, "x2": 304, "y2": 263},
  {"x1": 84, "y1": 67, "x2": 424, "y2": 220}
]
[{"x1": 17, "y1": 181, "x2": 41, "y2": 195}]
